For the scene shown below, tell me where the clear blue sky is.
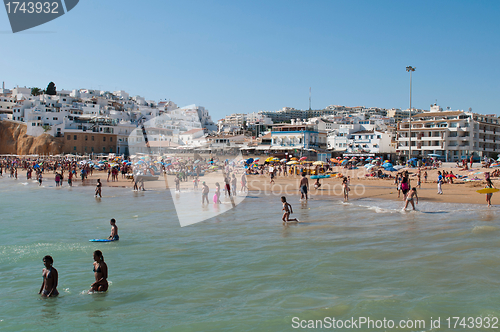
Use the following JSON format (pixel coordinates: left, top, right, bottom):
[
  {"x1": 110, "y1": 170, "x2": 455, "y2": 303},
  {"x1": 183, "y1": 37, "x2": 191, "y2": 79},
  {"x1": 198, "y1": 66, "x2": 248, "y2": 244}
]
[{"x1": 1, "y1": 0, "x2": 499, "y2": 119}]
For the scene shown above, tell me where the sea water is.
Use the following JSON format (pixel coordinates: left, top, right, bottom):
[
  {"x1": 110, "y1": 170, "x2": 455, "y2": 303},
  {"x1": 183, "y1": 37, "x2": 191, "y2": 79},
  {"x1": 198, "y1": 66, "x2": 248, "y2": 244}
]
[{"x1": 1, "y1": 179, "x2": 500, "y2": 331}]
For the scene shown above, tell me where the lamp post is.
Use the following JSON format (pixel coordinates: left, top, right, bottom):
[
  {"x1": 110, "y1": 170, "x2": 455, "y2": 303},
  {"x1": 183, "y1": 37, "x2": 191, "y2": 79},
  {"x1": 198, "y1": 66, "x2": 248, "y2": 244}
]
[{"x1": 406, "y1": 66, "x2": 415, "y2": 159}]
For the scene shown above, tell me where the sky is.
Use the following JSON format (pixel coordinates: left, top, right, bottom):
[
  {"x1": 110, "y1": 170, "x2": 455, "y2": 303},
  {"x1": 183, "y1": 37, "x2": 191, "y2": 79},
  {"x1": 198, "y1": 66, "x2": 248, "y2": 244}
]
[{"x1": 1, "y1": 0, "x2": 500, "y2": 119}]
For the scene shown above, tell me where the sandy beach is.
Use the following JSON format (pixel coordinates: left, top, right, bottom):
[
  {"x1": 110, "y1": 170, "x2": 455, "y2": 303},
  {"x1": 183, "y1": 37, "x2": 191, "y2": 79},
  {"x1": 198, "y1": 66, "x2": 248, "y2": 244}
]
[{"x1": 19, "y1": 162, "x2": 497, "y2": 206}]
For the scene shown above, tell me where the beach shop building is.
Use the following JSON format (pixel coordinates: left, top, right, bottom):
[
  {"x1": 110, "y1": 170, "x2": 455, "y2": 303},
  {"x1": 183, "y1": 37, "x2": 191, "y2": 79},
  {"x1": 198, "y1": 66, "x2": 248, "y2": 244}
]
[{"x1": 396, "y1": 108, "x2": 500, "y2": 161}]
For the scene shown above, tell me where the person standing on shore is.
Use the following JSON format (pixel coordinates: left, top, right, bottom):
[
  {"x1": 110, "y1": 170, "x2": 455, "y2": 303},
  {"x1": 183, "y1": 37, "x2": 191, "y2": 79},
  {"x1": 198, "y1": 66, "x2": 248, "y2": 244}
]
[
  {"x1": 39, "y1": 255, "x2": 59, "y2": 297},
  {"x1": 201, "y1": 181, "x2": 209, "y2": 204},
  {"x1": 240, "y1": 173, "x2": 247, "y2": 192},
  {"x1": 437, "y1": 171, "x2": 443, "y2": 195},
  {"x1": 95, "y1": 179, "x2": 102, "y2": 197},
  {"x1": 485, "y1": 178, "x2": 496, "y2": 207},
  {"x1": 231, "y1": 174, "x2": 237, "y2": 196},
  {"x1": 38, "y1": 172, "x2": 43, "y2": 186},
  {"x1": 342, "y1": 177, "x2": 350, "y2": 202},
  {"x1": 299, "y1": 173, "x2": 309, "y2": 200}
]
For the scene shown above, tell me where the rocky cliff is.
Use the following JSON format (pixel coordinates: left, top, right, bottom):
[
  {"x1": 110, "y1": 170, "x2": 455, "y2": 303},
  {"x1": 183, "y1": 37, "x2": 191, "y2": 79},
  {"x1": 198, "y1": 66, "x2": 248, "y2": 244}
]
[{"x1": 0, "y1": 120, "x2": 64, "y2": 155}]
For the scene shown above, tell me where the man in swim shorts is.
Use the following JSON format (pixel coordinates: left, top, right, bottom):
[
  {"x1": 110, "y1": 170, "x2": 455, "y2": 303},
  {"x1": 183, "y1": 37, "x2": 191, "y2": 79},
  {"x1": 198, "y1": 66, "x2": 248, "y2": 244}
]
[
  {"x1": 39, "y1": 255, "x2": 59, "y2": 297},
  {"x1": 299, "y1": 172, "x2": 309, "y2": 200},
  {"x1": 107, "y1": 218, "x2": 119, "y2": 241},
  {"x1": 201, "y1": 181, "x2": 209, "y2": 204}
]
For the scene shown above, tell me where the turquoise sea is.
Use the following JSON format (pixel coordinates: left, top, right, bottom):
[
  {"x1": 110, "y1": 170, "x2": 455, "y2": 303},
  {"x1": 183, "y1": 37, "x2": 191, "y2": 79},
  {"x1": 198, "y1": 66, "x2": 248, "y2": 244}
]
[{"x1": 1, "y1": 178, "x2": 500, "y2": 331}]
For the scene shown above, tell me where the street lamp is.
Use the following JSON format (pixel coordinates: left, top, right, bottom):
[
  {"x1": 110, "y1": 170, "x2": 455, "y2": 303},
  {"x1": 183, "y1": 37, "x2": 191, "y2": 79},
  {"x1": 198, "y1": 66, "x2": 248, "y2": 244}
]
[{"x1": 406, "y1": 66, "x2": 415, "y2": 159}]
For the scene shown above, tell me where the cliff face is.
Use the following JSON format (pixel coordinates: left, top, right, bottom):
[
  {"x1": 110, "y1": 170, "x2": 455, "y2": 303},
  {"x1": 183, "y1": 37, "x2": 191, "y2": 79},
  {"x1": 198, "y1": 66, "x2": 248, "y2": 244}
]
[{"x1": 0, "y1": 121, "x2": 64, "y2": 155}]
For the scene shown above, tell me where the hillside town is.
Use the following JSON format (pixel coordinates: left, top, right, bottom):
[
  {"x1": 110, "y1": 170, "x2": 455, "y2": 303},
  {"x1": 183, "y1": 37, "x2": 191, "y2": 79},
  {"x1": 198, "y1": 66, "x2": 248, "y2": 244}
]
[{"x1": 0, "y1": 82, "x2": 499, "y2": 162}]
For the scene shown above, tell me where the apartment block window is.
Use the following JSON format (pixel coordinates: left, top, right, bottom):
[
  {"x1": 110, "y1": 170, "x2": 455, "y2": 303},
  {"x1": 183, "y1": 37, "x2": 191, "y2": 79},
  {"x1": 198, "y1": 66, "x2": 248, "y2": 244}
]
[
  {"x1": 67, "y1": 135, "x2": 70, "y2": 140},
  {"x1": 74, "y1": 146, "x2": 77, "y2": 151},
  {"x1": 103, "y1": 147, "x2": 106, "y2": 152},
  {"x1": 85, "y1": 135, "x2": 88, "y2": 141},
  {"x1": 92, "y1": 136, "x2": 94, "y2": 141},
  {"x1": 103, "y1": 137, "x2": 106, "y2": 142},
  {"x1": 74, "y1": 135, "x2": 77, "y2": 140},
  {"x1": 110, "y1": 137, "x2": 113, "y2": 142}
]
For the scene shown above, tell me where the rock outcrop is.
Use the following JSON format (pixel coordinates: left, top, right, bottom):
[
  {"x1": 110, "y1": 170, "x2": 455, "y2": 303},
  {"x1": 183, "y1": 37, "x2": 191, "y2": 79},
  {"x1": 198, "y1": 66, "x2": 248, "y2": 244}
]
[{"x1": 0, "y1": 120, "x2": 64, "y2": 155}]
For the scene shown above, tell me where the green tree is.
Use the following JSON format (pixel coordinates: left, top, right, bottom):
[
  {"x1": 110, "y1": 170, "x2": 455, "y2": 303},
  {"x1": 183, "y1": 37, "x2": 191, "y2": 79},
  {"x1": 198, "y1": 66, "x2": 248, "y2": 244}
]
[
  {"x1": 31, "y1": 87, "x2": 42, "y2": 96},
  {"x1": 46, "y1": 82, "x2": 56, "y2": 95}
]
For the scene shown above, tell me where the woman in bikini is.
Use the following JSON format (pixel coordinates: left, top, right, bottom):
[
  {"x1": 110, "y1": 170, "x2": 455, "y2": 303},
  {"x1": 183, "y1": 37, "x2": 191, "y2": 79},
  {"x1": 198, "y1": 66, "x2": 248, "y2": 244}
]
[{"x1": 89, "y1": 250, "x2": 108, "y2": 293}]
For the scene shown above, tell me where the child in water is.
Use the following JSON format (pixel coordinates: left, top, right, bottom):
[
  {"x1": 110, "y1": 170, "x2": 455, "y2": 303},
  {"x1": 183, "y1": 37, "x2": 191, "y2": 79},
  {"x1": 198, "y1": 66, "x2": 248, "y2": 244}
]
[
  {"x1": 403, "y1": 187, "x2": 419, "y2": 211},
  {"x1": 281, "y1": 196, "x2": 299, "y2": 224}
]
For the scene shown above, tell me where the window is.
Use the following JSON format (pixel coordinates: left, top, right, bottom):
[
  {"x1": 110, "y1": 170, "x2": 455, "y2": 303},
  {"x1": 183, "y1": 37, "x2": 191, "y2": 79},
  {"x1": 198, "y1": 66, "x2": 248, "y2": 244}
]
[
  {"x1": 73, "y1": 146, "x2": 77, "y2": 151},
  {"x1": 103, "y1": 147, "x2": 106, "y2": 152},
  {"x1": 85, "y1": 135, "x2": 88, "y2": 141},
  {"x1": 67, "y1": 135, "x2": 70, "y2": 140},
  {"x1": 103, "y1": 137, "x2": 106, "y2": 142},
  {"x1": 110, "y1": 137, "x2": 113, "y2": 142},
  {"x1": 74, "y1": 135, "x2": 77, "y2": 140},
  {"x1": 91, "y1": 136, "x2": 94, "y2": 141}
]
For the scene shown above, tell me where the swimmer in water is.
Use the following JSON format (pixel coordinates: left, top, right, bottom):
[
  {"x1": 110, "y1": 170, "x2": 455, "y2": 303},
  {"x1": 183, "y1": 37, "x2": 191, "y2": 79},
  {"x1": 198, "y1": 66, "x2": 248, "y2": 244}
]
[
  {"x1": 107, "y1": 218, "x2": 119, "y2": 241},
  {"x1": 39, "y1": 255, "x2": 59, "y2": 297},
  {"x1": 281, "y1": 196, "x2": 299, "y2": 224},
  {"x1": 89, "y1": 250, "x2": 108, "y2": 293}
]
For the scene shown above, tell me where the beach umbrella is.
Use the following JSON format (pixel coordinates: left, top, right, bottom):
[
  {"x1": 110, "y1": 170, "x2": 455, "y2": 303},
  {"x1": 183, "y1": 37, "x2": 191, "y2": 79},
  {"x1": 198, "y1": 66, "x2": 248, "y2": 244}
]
[
  {"x1": 341, "y1": 160, "x2": 348, "y2": 165},
  {"x1": 280, "y1": 158, "x2": 288, "y2": 163},
  {"x1": 366, "y1": 157, "x2": 373, "y2": 160},
  {"x1": 254, "y1": 158, "x2": 260, "y2": 162},
  {"x1": 271, "y1": 157, "x2": 280, "y2": 162},
  {"x1": 365, "y1": 164, "x2": 375, "y2": 169},
  {"x1": 246, "y1": 158, "x2": 254, "y2": 164},
  {"x1": 336, "y1": 157, "x2": 342, "y2": 160},
  {"x1": 313, "y1": 161, "x2": 326, "y2": 165},
  {"x1": 331, "y1": 159, "x2": 340, "y2": 164},
  {"x1": 344, "y1": 156, "x2": 349, "y2": 159},
  {"x1": 290, "y1": 157, "x2": 298, "y2": 161},
  {"x1": 385, "y1": 167, "x2": 397, "y2": 172},
  {"x1": 360, "y1": 157, "x2": 365, "y2": 159},
  {"x1": 299, "y1": 157, "x2": 307, "y2": 161},
  {"x1": 445, "y1": 174, "x2": 457, "y2": 178},
  {"x1": 428, "y1": 154, "x2": 442, "y2": 157},
  {"x1": 287, "y1": 161, "x2": 298, "y2": 165},
  {"x1": 376, "y1": 157, "x2": 381, "y2": 160},
  {"x1": 383, "y1": 163, "x2": 393, "y2": 168},
  {"x1": 33, "y1": 164, "x2": 40, "y2": 169},
  {"x1": 393, "y1": 165, "x2": 405, "y2": 170}
]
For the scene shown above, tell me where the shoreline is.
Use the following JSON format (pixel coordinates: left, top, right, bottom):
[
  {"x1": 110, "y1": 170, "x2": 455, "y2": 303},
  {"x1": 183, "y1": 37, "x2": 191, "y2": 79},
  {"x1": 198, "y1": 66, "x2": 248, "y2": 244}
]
[{"x1": 5, "y1": 165, "x2": 496, "y2": 207}]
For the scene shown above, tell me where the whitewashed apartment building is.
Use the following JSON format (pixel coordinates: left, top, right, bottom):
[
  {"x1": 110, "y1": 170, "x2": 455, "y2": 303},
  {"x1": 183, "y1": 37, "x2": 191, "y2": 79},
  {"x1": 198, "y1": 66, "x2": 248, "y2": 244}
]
[{"x1": 397, "y1": 106, "x2": 500, "y2": 161}]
